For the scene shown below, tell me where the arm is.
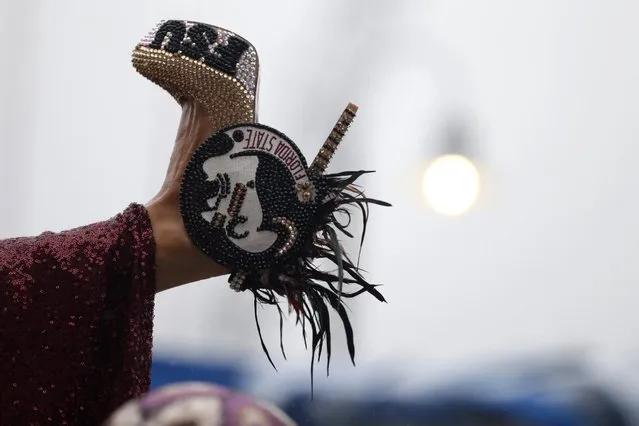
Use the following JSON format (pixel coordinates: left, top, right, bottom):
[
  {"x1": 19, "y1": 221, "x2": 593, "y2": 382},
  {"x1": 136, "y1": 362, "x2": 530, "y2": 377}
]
[
  {"x1": 0, "y1": 101, "x2": 227, "y2": 425},
  {"x1": 0, "y1": 204, "x2": 156, "y2": 425}
]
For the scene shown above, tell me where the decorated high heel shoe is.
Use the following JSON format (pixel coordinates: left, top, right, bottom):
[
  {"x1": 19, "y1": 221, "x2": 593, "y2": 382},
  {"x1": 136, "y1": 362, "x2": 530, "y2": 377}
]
[
  {"x1": 133, "y1": 20, "x2": 259, "y2": 130},
  {"x1": 134, "y1": 20, "x2": 390, "y2": 383}
]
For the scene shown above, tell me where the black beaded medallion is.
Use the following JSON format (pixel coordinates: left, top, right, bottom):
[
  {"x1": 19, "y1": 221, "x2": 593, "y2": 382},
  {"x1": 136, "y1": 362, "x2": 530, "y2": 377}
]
[
  {"x1": 179, "y1": 102, "x2": 389, "y2": 385},
  {"x1": 180, "y1": 123, "x2": 321, "y2": 271}
]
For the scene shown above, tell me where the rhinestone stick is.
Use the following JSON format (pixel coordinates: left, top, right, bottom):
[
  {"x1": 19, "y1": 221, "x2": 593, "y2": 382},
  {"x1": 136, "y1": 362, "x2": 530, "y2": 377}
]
[{"x1": 309, "y1": 102, "x2": 358, "y2": 175}]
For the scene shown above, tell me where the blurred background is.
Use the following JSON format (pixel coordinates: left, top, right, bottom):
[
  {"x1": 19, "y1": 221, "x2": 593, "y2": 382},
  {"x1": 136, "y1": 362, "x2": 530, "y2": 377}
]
[{"x1": 2, "y1": 0, "x2": 639, "y2": 424}]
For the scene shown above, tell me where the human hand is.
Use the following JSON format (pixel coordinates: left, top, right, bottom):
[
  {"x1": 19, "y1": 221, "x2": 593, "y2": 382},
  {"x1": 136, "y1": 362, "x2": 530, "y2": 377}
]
[{"x1": 146, "y1": 101, "x2": 232, "y2": 292}]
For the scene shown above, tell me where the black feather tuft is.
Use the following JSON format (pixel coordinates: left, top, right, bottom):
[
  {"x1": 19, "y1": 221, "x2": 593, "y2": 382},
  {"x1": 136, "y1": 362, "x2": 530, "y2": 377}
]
[{"x1": 243, "y1": 170, "x2": 390, "y2": 393}]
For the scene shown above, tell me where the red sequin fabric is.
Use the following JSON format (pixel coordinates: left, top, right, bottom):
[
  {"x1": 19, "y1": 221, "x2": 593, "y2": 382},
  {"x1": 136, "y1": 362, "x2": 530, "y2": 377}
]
[{"x1": 0, "y1": 203, "x2": 156, "y2": 425}]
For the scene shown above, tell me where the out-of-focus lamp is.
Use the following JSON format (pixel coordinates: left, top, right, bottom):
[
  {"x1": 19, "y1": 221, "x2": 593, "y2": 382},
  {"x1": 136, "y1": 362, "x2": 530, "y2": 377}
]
[{"x1": 422, "y1": 119, "x2": 480, "y2": 216}]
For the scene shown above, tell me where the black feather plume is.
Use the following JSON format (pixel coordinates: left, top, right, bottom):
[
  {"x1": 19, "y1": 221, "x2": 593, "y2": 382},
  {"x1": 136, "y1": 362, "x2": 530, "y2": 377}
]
[{"x1": 240, "y1": 170, "x2": 390, "y2": 391}]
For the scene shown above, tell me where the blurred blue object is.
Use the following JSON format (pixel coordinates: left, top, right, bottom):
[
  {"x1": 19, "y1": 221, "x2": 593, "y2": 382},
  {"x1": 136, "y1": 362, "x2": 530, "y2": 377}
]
[
  {"x1": 282, "y1": 391, "x2": 628, "y2": 426},
  {"x1": 282, "y1": 396, "x2": 581, "y2": 426},
  {"x1": 151, "y1": 358, "x2": 244, "y2": 390},
  {"x1": 279, "y1": 362, "x2": 632, "y2": 426},
  {"x1": 148, "y1": 357, "x2": 632, "y2": 425}
]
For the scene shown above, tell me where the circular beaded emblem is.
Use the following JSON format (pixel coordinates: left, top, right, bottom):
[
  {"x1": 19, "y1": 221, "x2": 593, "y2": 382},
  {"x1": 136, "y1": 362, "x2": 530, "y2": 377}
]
[{"x1": 180, "y1": 124, "x2": 320, "y2": 271}]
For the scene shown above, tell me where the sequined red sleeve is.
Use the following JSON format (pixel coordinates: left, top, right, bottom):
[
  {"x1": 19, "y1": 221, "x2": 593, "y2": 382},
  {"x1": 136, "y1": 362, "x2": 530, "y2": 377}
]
[{"x1": 0, "y1": 203, "x2": 156, "y2": 425}]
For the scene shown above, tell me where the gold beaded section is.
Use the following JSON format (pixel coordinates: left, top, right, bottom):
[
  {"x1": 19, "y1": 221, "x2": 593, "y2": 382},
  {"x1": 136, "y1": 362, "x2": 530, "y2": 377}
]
[
  {"x1": 309, "y1": 102, "x2": 358, "y2": 175},
  {"x1": 295, "y1": 181, "x2": 317, "y2": 203},
  {"x1": 212, "y1": 212, "x2": 226, "y2": 229},
  {"x1": 272, "y1": 217, "x2": 298, "y2": 257},
  {"x1": 229, "y1": 270, "x2": 247, "y2": 292},
  {"x1": 228, "y1": 183, "x2": 248, "y2": 217},
  {"x1": 132, "y1": 46, "x2": 256, "y2": 129}
]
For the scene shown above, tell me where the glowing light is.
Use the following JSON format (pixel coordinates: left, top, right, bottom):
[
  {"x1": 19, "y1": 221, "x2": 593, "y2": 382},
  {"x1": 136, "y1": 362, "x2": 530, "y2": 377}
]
[{"x1": 422, "y1": 154, "x2": 480, "y2": 216}]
